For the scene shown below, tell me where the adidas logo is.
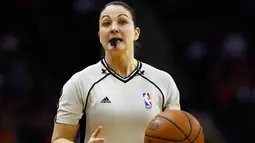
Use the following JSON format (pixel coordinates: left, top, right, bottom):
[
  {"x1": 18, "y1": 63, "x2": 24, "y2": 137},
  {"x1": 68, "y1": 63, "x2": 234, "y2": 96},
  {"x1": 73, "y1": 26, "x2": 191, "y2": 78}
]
[{"x1": 101, "y1": 97, "x2": 111, "y2": 103}]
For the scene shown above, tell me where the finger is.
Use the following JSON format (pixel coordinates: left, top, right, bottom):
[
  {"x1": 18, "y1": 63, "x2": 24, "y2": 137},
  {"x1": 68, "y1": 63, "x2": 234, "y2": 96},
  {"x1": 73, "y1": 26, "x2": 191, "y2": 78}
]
[
  {"x1": 88, "y1": 138, "x2": 105, "y2": 143},
  {"x1": 93, "y1": 138, "x2": 105, "y2": 143},
  {"x1": 92, "y1": 126, "x2": 103, "y2": 138}
]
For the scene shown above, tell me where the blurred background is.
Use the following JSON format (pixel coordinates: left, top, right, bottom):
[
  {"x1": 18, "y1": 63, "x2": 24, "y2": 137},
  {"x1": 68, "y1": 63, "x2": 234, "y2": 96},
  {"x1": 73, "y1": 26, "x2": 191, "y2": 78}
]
[{"x1": 0, "y1": 0, "x2": 254, "y2": 143}]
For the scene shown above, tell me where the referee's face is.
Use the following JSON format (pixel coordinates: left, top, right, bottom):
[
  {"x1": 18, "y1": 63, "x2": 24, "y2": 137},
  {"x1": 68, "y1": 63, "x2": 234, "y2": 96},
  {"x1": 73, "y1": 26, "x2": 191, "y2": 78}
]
[{"x1": 98, "y1": 5, "x2": 140, "y2": 53}]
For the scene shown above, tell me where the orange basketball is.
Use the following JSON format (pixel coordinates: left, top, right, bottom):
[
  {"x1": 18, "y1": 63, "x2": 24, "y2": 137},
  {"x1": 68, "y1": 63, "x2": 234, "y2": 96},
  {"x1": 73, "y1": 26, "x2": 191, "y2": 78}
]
[{"x1": 144, "y1": 110, "x2": 204, "y2": 143}]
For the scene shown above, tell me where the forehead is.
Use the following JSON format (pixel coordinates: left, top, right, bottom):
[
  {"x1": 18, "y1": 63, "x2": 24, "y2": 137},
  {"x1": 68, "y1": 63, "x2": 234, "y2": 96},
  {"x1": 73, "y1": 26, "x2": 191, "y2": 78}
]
[{"x1": 100, "y1": 5, "x2": 132, "y2": 19}]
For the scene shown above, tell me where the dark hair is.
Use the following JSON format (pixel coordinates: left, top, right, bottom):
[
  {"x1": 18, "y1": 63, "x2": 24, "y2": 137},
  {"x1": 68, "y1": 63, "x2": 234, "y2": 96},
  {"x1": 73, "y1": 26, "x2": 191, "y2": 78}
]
[
  {"x1": 99, "y1": 1, "x2": 141, "y2": 57},
  {"x1": 100, "y1": 1, "x2": 137, "y2": 27}
]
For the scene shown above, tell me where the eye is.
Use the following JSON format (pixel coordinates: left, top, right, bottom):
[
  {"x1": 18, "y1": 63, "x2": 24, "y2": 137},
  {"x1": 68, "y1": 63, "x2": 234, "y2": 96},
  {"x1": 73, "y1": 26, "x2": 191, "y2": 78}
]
[
  {"x1": 102, "y1": 21, "x2": 111, "y2": 27},
  {"x1": 119, "y1": 20, "x2": 127, "y2": 25}
]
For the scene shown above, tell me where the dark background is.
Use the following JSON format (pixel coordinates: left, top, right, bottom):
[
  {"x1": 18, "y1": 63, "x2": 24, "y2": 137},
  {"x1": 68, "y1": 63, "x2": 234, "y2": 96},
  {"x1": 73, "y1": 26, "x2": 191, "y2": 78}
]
[{"x1": 0, "y1": 0, "x2": 254, "y2": 143}]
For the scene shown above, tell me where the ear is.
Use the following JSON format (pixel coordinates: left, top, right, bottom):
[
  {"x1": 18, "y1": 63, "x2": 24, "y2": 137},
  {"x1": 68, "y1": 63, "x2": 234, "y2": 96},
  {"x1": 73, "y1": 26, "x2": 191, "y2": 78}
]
[{"x1": 134, "y1": 27, "x2": 140, "y2": 41}]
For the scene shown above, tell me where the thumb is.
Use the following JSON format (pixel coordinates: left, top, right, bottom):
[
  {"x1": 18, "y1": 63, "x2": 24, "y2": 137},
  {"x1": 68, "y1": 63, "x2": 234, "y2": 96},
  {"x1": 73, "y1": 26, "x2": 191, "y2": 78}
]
[{"x1": 91, "y1": 126, "x2": 103, "y2": 138}]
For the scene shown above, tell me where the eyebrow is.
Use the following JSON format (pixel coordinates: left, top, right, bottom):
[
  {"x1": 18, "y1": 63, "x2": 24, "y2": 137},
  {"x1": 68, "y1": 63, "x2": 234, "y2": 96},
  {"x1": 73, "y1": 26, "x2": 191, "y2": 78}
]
[{"x1": 101, "y1": 14, "x2": 129, "y2": 20}]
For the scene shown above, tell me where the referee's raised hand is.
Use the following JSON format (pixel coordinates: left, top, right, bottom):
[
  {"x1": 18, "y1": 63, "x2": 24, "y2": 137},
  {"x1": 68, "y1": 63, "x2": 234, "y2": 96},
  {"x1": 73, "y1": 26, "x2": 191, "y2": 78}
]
[{"x1": 88, "y1": 126, "x2": 105, "y2": 143}]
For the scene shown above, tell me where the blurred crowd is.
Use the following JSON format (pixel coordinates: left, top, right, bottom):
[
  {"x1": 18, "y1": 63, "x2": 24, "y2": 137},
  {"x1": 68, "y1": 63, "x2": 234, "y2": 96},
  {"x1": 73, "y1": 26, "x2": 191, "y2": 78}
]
[{"x1": 0, "y1": 0, "x2": 254, "y2": 143}]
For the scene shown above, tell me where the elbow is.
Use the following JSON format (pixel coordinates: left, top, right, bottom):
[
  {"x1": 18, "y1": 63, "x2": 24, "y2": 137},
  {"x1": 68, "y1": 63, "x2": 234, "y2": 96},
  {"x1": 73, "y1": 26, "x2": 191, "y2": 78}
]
[
  {"x1": 51, "y1": 138, "x2": 74, "y2": 143},
  {"x1": 51, "y1": 137, "x2": 57, "y2": 143},
  {"x1": 51, "y1": 136, "x2": 61, "y2": 143}
]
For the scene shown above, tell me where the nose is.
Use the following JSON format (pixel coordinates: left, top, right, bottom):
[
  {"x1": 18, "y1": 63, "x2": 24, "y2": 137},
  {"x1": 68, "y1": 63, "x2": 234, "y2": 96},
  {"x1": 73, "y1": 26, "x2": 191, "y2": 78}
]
[{"x1": 111, "y1": 23, "x2": 119, "y2": 33}]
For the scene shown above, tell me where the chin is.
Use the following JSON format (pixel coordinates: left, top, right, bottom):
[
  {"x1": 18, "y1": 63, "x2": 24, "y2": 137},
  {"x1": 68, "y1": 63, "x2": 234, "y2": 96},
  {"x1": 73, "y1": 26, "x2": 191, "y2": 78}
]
[
  {"x1": 109, "y1": 47, "x2": 127, "y2": 55},
  {"x1": 110, "y1": 44, "x2": 126, "y2": 50}
]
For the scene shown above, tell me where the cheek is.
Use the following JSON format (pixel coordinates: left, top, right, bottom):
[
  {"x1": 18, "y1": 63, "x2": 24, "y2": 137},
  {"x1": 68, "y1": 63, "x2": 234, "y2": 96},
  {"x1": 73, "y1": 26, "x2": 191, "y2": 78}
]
[
  {"x1": 124, "y1": 30, "x2": 135, "y2": 40},
  {"x1": 99, "y1": 31, "x2": 108, "y2": 43}
]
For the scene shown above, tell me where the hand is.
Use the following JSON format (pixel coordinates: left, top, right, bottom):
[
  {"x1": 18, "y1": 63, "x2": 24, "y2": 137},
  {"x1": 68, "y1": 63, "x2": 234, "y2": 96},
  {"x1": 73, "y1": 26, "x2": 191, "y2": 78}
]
[{"x1": 88, "y1": 126, "x2": 105, "y2": 143}]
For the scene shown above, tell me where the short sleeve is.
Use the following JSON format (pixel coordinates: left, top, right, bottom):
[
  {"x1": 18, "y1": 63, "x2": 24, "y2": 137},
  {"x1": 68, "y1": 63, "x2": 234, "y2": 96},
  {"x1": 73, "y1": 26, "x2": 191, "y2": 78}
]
[
  {"x1": 163, "y1": 74, "x2": 181, "y2": 110},
  {"x1": 55, "y1": 75, "x2": 84, "y2": 125}
]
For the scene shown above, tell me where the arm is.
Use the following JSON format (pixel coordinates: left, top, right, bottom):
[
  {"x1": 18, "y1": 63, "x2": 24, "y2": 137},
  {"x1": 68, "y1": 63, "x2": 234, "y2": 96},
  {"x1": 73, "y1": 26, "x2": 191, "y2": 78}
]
[
  {"x1": 52, "y1": 124, "x2": 105, "y2": 143},
  {"x1": 51, "y1": 74, "x2": 105, "y2": 143},
  {"x1": 52, "y1": 75, "x2": 84, "y2": 143},
  {"x1": 163, "y1": 73, "x2": 181, "y2": 110},
  {"x1": 52, "y1": 123, "x2": 79, "y2": 143}
]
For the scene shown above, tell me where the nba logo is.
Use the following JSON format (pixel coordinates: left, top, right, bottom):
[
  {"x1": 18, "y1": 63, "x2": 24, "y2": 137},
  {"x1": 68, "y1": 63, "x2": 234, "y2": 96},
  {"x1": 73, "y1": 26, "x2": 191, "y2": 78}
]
[{"x1": 143, "y1": 93, "x2": 152, "y2": 109}]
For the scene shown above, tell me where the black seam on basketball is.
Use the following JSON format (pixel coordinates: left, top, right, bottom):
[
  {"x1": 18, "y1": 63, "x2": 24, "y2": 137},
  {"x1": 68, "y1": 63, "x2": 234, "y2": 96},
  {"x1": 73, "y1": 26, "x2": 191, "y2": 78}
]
[
  {"x1": 156, "y1": 115, "x2": 189, "y2": 141},
  {"x1": 145, "y1": 134, "x2": 186, "y2": 142},
  {"x1": 183, "y1": 112, "x2": 192, "y2": 143},
  {"x1": 191, "y1": 127, "x2": 202, "y2": 143},
  {"x1": 144, "y1": 123, "x2": 203, "y2": 143}
]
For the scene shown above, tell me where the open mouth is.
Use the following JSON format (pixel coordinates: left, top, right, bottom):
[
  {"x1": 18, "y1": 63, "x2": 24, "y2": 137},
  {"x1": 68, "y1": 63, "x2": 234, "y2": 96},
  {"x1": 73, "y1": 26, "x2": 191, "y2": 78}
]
[{"x1": 109, "y1": 38, "x2": 123, "y2": 43}]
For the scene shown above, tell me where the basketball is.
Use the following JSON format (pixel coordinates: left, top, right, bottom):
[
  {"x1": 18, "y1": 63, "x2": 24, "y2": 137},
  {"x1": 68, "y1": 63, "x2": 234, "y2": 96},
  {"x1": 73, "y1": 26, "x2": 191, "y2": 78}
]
[{"x1": 144, "y1": 110, "x2": 204, "y2": 143}]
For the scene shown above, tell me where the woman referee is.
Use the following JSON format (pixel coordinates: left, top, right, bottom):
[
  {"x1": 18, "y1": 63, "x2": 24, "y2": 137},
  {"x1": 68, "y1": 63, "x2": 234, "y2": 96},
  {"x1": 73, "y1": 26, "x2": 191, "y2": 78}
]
[{"x1": 52, "y1": 1, "x2": 181, "y2": 143}]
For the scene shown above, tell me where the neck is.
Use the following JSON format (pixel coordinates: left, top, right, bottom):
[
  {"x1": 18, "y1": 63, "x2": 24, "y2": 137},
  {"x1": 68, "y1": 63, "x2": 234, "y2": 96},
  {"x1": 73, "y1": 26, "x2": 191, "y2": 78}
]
[{"x1": 105, "y1": 51, "x2": 137, "y2": 78}]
